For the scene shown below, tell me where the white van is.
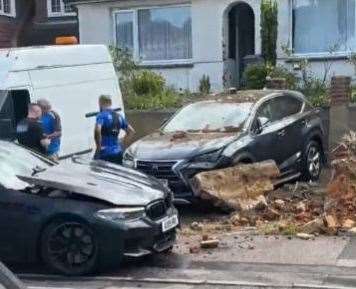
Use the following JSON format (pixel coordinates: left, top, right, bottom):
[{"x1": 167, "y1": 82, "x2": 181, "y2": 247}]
[{"x1": 0, "y1": 45, "x2": 123, "y2": 158}]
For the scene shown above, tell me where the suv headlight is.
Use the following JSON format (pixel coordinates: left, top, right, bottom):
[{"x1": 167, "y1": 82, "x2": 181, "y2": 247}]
[
  {"x1": 123, "y1": 152, "x2": 135, "y2": 168},
  {"x1": 95, "y1": 207, "x2": 145, "y2": 222},
  {"x1": 192, "y1": 149, "x2": 222, "y2": 163}
]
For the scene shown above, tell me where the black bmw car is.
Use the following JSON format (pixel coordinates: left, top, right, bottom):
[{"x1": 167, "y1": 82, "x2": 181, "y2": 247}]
[
  {"x1": 123, "y1": 90, "x2": 327, "y2": 200},
  {"x1": 0, "y1": 141, "x2": 178, "y2": 275}
]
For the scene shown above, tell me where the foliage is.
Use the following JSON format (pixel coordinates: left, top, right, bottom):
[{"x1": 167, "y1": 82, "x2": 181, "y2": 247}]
[
  {"x1": 130, "y1": 70, "x2": 165, "y2": 96},
  {"x1": 243, "y1": 64, "x2": 268, "y2": 89},
  {"x1": 260, "y1": 0, "x2": 278, "y2": 66},
  {"x1": 125, "y1": 70, "x2": 183, "y2": 110},
  {"x1": 351, "y1": 87, "x2": 356, "y2": 103},
  {"x1": 124, "y1": 87, "x2": 182, "y2": 110},
  {"x1": 199, "y1": 75, "x2": 211, "y2": 94},
  {"x1": 243, "y1": 64, "x2": 297, "y2": 90},
  {"x1": 299, "y1": 76, "x2": 329, "y2": 107},
  {"x1": 269, "y1": 65, "x2": 298, "y2": 90},
  {"x1": 109, "y1": 46, "x2": 137, "y2": 79},
  {"x1": 109, "y1": 46, "x2": 187, "y2": 110},
  {"x1": 109, "y1": 46, "x2": 138, "y2": 99}
]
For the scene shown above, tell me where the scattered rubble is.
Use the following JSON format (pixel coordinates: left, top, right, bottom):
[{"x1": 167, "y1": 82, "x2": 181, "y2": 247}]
[
  {"x1": 200, "y1": 239, "x2": 219, "y2": 249},
  {"x1": 296, "y1": 233, "x2": 314, "y2": 240},
  {"x1": 190, "y1": 222, "x2": 203, "y2": 231},
  {"x1": 189, "y1": 246, "x2": 200, "y2": 254},
  {"x1": 183, "y1": 132, "x2": 356, "y2": 243},
  {"x1": 301, "y1": 218, "x2": 325, "y2": 235},
  {"x1": 342, "y1": 219, "x2": 355, "y2": 229},
  {"x1": 348, "y1": 227, "x2": 356, "y2": 236},
  {"x1": 191, "y1": 160, "x2": 280, "y2": 211}
]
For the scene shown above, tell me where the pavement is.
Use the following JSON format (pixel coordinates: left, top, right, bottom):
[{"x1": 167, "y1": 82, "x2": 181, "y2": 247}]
[{"x1": 15, "y1": 232, "x2": 356, "y2": 289}]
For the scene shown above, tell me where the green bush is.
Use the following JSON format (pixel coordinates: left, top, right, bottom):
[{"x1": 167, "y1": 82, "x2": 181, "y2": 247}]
[
  {"x1": 109, "y1": 46, "x2": 187, "y2": 109},
  {"x1": 243, "y1": 64, "x2": 268, "y2": 89},
  {"x1": 124, "y1": 87, "x2": 182, "y2": 110},
  {"x1": 299, "y1": 77, "x2": 329, "y2": 107},
  {"x1": 131, "y1": 70, "x2": 165, "y2": 96},
  {"x1": 199, "y1": 75, "x2": 211, "y2": 94},
  {"x1": 269, "y1": 66, "x2": 298, "y2": 90}
]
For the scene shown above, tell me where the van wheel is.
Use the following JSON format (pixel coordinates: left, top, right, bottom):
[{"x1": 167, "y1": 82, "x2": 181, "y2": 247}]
[
  {"x1": 41, "y1": 220, "x2": 98, "y2": 276},
  {"x1": 302, "y1": 140, "x2": 322, "y2": 182}
]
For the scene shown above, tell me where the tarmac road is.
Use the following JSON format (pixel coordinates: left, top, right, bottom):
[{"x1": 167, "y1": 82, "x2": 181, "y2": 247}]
[
  {"x1": 8, "y1": 204, "x2": 356, "y2": 289},
  {"x1": 13, "y1": 232, "x2": 356, "y2": 289}
]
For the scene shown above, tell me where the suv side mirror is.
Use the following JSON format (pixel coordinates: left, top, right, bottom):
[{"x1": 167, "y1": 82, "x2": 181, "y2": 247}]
[
  {"x1": 161, "y1": 117, "x2": 169, "y2": 126},
  {"x1": 258, "y1": 117, "x2": 269, "y2": 127},
  {"x1": 253, "y1": 118, "x2": 263, "y2": 135},
  {"x1": 253, "y1": 117, "x2": 269, "y2": 135}
]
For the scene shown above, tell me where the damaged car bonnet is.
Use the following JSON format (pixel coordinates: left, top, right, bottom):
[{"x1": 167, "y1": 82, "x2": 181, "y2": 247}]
[{"x1": 18, "y1": 160, "x2": 168, "y2": 206}]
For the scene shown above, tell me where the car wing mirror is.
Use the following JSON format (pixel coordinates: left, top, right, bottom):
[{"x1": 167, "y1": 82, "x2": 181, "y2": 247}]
[
  {"x1": 253, "y1": 118, "x2": 263, "y2": 135},
  {"x1": 258, "y1": 117, "x2": 269, "y2": 127},
  {"x1": 253, "y1": 117, "x2": 269, "y2": 135},
  {"x1": 161, "y1": 117, "x2": 169, "y2": 126}
]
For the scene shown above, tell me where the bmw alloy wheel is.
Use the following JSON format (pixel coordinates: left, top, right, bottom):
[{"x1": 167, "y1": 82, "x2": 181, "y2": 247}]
[{"x1": 42, "y1": 221, "x2": 97, "y2": 275}]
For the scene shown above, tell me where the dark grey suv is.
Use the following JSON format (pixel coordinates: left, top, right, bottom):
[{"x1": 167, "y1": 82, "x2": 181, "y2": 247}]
[{"x1": 123, "y1": 90, "x2": 327, "y2": 200}]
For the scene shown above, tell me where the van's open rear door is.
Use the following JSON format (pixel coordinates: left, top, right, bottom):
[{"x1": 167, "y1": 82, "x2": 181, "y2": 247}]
[
  {"x1": 0, "y1": 53, "x2": 17, "y2": 140},
  {"x1": 0, "y1": 90, "x2": 15, "y2": 140}
]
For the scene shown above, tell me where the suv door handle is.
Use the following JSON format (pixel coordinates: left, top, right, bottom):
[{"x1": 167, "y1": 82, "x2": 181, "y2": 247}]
[{"x1": 277, "y1": 129, "x2": 286, "y2": 137}]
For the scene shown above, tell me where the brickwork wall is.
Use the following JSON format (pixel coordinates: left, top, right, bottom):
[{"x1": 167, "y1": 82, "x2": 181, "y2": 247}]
[{"x1": 330, "y1": 76, "x2": 352, "y2": 105}]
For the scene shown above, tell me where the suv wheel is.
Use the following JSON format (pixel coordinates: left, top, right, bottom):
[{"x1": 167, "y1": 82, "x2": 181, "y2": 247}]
[
  {"x1": 302, "y1": 140, "x2": 322, "y2": 182},
  {"x1": 41, "y1": 220, "x2": 98, "y2": 276}
]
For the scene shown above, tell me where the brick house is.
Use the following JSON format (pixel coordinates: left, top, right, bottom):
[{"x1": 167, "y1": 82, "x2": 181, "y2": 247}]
[{"x1": 0, "y1": 0, "x2": 79, "y2": 48}]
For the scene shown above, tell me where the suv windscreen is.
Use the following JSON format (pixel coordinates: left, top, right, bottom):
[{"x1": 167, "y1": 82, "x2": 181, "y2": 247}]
[{"x1": 163, "y1": 101, "x2": 253, "y2": 133}]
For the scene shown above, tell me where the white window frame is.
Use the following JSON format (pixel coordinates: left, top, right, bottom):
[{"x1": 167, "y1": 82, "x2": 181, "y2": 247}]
[
  {"x1": 47, "y1": 0, "x2": 76, "y2": 17},
  {"x1": 112, "y1": 5, "x2": 193, "y2": 66},
  {"x1": 0, "y1": 0, "x2": 16, "y2": 17},
  {"x1": 289, "y1": 0, "x2": 356, "y2": 58}
]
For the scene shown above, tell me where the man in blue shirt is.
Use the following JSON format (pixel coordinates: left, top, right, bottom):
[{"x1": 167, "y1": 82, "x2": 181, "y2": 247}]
[
  {"x1": 37, "y1": 99, "x2": 62, "y2": 161},
  {"x1": 94, "y1": 95, "x2": 134, "y2": 164}
]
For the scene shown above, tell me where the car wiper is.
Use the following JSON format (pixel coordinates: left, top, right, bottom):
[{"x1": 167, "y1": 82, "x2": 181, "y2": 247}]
[{"x1": 32, "y1": 166, "x2": 47, "y2": 176}]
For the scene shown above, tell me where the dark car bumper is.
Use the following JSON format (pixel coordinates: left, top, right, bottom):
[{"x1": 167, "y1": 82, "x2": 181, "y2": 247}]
[{"x1": 95, "y1": 207, "x2": 178, "y2": 267}]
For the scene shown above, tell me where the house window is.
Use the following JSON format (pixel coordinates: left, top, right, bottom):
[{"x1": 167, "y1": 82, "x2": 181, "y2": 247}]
[
  {"x1": 293, "y1": 0, "x2": 356, "y2": 54},
  {"x1": 115, "y1": 11, "x2": 134, "y2": 53},
  {"x1": 47, "y1": 0, "x2": 76, "y2": 17},
  {"x1": 0, "y1": 0, "x2": 15, "y2": 17},
  {"x1": 114, "y1": 6, "x2": 192, "y2": 63}
]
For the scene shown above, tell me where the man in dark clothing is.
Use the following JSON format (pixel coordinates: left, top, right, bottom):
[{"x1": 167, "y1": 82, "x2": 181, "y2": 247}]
[
  {"x1": 94, "y1": 95, "x2": 134, "y2": 164},
  {"x1": 37, "y1": 99, "x2": 62, "y2": 161},
  {"x1": 16, "y1": 104, "x2": 50, "y2": 154}
]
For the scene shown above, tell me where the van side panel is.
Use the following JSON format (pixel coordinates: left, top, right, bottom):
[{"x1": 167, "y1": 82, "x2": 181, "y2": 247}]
[
  {"x1": 4, "y1": 71, "x2": 32, "y2": 90},
  {"x1": 29, "y1": 63, "x2": 122, "y2": 157}
]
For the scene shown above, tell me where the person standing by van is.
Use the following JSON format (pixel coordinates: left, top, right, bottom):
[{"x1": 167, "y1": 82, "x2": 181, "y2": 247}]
[
  {"x1": 94, "y1": 95, "x2": 134, "y2": 164},
  {"x1": 16, "y1": 104, "x2": 50, "y2": 154},
  {"x1": 37, "y1": 99, "x2": 62, "y2": 161}
]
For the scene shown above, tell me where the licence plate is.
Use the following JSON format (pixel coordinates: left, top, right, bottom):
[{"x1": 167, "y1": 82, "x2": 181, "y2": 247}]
[{"x1": 162, "y1": 215, "x2": 179, "y2": 232}]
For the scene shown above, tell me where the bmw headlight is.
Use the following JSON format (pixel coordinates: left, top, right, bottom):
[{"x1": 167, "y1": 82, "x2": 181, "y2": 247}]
[
  {"x1": 95, "y1": 207, "x2": 145, "y2": 222},
  {"x1": 123, "y1": 152, "x2": 135, "y2": 168}
]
